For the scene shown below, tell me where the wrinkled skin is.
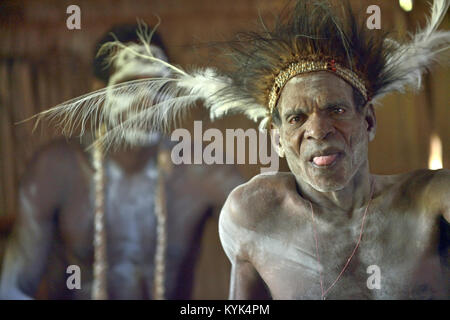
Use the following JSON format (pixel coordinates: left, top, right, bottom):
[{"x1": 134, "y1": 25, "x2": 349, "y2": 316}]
[
  {"x1": 219, "y1": 72, "x2": 449, "y2": 299},
  {"x1": 0, "y1": 138, "x2": 243, "y2": 299}
]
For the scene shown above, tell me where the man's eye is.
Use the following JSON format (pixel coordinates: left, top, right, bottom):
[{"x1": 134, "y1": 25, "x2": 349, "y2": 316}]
[
  {"x1": 332, "y1": 107, "x2": 346, "y2": 114},
  {"x1": 289, "y1": 115, "x2": 302, "y2": 124}
]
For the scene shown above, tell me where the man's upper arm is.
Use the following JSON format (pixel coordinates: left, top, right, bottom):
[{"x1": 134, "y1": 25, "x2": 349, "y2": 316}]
[
  {"x1": 0, "y1": 144, "x2": 71, "y2": 299},
  {"x1": 439, "y1": 170, "x2": 450, "y2": 223},
  {"x1": 229, "y1": 259, "x2": 271, "y2": 299},
  {"x1": 426, "y1": 169, "x2": 450, "y2": 223},
  {"x1": 219, "y1": 185, "x2": 271, "y2": 299}
]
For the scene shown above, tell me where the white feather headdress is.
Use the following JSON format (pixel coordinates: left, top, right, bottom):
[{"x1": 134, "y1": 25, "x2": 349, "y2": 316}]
[
  {"x1": 25, "y1": 0, "x2": 449, "y2": 149},
  {"x1": 374, "y1": 0, "x2": 450, "y2": 101}
]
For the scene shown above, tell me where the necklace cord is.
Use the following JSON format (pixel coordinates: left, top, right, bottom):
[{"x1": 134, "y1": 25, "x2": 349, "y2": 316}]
[
  {"x1": 154, "y1": 150, "x2": 167, "y2": 300},
  {"x1": 92, "y1": 125, "x2": 108, "y2": 300},
  {"x1": 91, "y1": 131, "x2": 167, "y2": 300},
  {"x1": 309, "y1": 180, "x2": 375, "y2": 299}
]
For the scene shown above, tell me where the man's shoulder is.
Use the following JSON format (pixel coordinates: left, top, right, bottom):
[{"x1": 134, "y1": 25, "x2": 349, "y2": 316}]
[
  {"x1": 377, "y1": 168, "x2": 449, "y2": 216},
  {"x1": 23, "y1": 138, "x2": 90, "y2": 183},
  {"x1": 220, "y1": 171, "x2": 296, "y2": 230},
  {"x1": 379, "y1": 168, "x2": 449, "y2": 190},
  {"x1": 406, "y1": 168, "x2": 449, "y2": 203},
  {"x1": 32, "y1": 138, "x2": 89, "y2": 166},
  {"x1": 219, "y1": 171, "x2": 296, "y2": 260}
]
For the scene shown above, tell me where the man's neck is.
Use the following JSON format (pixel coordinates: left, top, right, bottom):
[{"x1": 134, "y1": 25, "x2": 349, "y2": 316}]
[
  {"x1": 108, "y1": 142, "x2": 160, "y2": 173},
  {"x1": 296, "y1": 161, "x2": 374, "y2": 221}
]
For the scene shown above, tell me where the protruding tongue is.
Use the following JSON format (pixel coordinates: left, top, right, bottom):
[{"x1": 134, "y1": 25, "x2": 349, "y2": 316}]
[{"x1": 313, "y1": 154, "x2": 338, "y2": 166}]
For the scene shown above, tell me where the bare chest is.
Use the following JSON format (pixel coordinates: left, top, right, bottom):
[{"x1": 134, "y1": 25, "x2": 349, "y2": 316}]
[
  {"x1": 56, "y1": 160, "x2": 210, "y2": 298},
  {"x1": 250, "y1": 204, "x2": 446, "y2": 299}
]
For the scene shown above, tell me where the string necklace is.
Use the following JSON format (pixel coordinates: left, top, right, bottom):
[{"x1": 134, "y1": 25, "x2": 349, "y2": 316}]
[
  {"x1": 308, "y1": 180, "x2": 374, "y2": 300},
  {"x1": 91, "y1": 127, "x2": 168, "y2": 300},
  {"x1": 92, "y1": 126, "x2": 107, "y2": 300}
]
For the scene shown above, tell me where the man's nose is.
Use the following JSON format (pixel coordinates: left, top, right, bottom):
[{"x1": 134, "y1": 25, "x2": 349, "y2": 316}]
[{"x1": 304, "y1": 112, "x2": 335, "y2": 141}]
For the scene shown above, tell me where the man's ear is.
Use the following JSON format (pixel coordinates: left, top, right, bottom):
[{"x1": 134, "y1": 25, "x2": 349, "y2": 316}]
[
  {"x1": 365, "y1": 103, "x2": 377, "y2": 142},
  {"x1": 270, "y1": 124, "x2": 285, "y2": 158}
]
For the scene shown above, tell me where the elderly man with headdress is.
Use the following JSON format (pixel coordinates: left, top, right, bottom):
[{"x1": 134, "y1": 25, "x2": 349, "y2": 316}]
[
  {"x1": 15, "y1": 0, "x2": 449, "y2": 299},
  {"x1": 0, "y1": 23, "x2": 244, "y2": 300},
  {"x1": 217, "y1": 1, "x2": 450, "y2": 299}
]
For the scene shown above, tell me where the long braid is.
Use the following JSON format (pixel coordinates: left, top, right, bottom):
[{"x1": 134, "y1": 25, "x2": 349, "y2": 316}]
[
  {"x1": 153, "y1": 149, "x2": 169, "y2": 300},
  {"x1": 92, "y1": 125, "x2": 108, "y2": 300}
]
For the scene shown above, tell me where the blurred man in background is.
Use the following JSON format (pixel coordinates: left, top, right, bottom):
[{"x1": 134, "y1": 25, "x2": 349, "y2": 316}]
[{"x1": 0, "y1": 24, "x2": 244, "y2": 299}]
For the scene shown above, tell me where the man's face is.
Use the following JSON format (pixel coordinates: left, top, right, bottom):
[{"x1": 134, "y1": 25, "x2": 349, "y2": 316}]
[
  {"x1": 109, "y1": 44, "x2": 170, "y2": 85},
  {"x1": 104, "y1": 44, "x2": 170, "y2": 145},
  {"x1": 274, "y1": 71, "x2": 374, "y2": 192}
]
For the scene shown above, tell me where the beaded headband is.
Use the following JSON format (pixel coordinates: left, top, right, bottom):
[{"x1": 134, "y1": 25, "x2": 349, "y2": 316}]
[{"x1": 268, "y1": 59, "x2": 369, "y2": 114}]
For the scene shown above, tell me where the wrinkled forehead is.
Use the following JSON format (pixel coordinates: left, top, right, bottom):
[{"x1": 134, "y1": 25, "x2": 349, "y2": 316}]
[{"x1": 277, "y1": 71, "x2": 355, "y2": 113}]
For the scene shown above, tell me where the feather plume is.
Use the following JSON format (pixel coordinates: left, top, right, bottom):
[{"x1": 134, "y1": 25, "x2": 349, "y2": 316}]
[
  {"x1": 373, "y1": 0, "x2": 450, "y2": 101},
  {"x1": 23, "y1": 0, "x2": 449, "y2": 148},
  {"x1": 24, "y1": 62, "x2": 265, "y2": 150}
]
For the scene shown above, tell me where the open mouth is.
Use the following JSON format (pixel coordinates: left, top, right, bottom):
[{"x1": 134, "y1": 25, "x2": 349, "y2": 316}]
[{"x1": 309, "y1": 149, "x2": 343, "y2": 168}]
